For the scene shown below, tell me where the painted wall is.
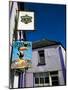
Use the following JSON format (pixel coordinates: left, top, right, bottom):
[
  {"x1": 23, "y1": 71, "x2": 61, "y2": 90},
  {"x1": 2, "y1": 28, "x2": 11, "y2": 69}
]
[
  {"x1": 13, "y1": 75, "x2": 19, "y2": 88},
  {"x1": 9, "y1": 2, "x2": 18, "y2": 55},
  {"x1": 25, "y1": 45, "x2": 65, "y2": 87},
  {"x1": 58, "y1": 70, "x2": 65, "y2": 85},
  {"x1": 57, "y1": 45, "x2": 66, "y2": 84},
  {"x1": 12, "y1": 45, "x2": 65, "y2": 88},
  {"x1": 25, "y1": 72, "x2": 33, "y2": 87},
  {"x1": 27, "y1": 45, "x2": 62, "y2": 73},
  {"x1": 9, "y1": 2, "x2": 18, "y2": 88}
]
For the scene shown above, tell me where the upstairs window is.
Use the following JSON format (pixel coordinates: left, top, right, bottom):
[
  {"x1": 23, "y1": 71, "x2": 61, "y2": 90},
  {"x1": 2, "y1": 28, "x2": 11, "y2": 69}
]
[{"x1": 38, "y1": 50, "x2": 45, "y2": 65}]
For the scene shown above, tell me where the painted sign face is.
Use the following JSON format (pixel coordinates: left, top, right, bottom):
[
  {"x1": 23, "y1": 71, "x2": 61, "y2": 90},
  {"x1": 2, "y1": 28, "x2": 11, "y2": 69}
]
[
  {"x1": 17, "y1": 11, "x2": 34, "y2": 30},
  {"x1": 21, "y1": 14, "x2": 32, "y2": 24},
  {"x1": 11, "y1": 41, "x2": 32, "y2": 69}
]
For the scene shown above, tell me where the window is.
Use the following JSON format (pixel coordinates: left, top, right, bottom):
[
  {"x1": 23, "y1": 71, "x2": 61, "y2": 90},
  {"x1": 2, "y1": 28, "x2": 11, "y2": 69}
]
[
  {"x1": 35, "y1": 78, "x2": 39, "y2": 84},
  {"x1": 52, "y1": 76, "x2": 58, "y2": 81},
  {"x1": 38, "y1": 50, "x2": 45, "y2": 65},
  {"x1": 50, "y1": 71, "x2": 59, "y2": 86},
  {"x1": 34, "y1": 71, "x2": 59, "y2": 87},
  {"x1": 34, "y1": 72, "x2": 49, "y2": 87},
  {"x1": 51, "y1": 76, "x2": 59, "y2": 86},
  {"x1": 52, "y1": 81, "x2": 59, "y2": 86},
  {"x1": 50, "y1": 71, "x2": 58, "y2": 75},
  {"x1": 45, "y1": 77, "x2": 49, "y2": 83},
  {"x1": 40, "y1": 78, "x2": 44, "y2": 84}
]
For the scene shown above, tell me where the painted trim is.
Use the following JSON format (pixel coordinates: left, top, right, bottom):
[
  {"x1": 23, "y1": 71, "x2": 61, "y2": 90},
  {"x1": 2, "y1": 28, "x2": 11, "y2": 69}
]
[
  {"x1": 58, "y1": 47, "x2": 66, "y2": 84},
  {"x1": 18, "y1": 72, "x2": 23, "y2": 88},
  {"x1": 9, "y1": 1, "x2": 13, "y2": 19}
]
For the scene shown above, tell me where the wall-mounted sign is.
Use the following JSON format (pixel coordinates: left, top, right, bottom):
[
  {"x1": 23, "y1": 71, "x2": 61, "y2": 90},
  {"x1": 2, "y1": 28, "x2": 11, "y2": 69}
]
[
  {"x1": 17, "y1": 11, "x2": 34, "y2": 30},
  {"x1": 11, "y1": 41, "x2": 32, "y2": 69}
]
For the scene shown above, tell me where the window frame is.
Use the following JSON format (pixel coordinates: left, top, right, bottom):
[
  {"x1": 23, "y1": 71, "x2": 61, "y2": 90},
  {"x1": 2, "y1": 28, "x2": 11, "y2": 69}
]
[
  {"x1": 50, "y1": 71, "x2": 59, "y2": 86},
  {"x1": 34, "y1": 71, "x2": 59, "y2": 87},
  {"x1": 34, "y1": 72, "x2": 50, "y2": 87},
  {"x1": 38, "y1": 50, "x2": 46, "y2": 66}
]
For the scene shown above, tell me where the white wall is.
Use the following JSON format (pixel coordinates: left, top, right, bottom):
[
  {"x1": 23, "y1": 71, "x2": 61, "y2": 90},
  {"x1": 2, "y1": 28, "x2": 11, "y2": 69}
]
[
  {"x1": 27, "y1": 45, "x2": 62, "y2": 73},
  {"x1": 26, "y1": 72, "x2": 33, "y2": 87},
  {"x1": 13, "y1": 75, "x2": 19, "y2": 88},
  {"x1": 26, "y1": 45, "x2": 65, "y2": 86},
  {"x1": 58, "y1": 70, "x2": 65, "y2": 85},
  {"x1": 9, "y1": 2, "x2": 18, "y2": 55}
]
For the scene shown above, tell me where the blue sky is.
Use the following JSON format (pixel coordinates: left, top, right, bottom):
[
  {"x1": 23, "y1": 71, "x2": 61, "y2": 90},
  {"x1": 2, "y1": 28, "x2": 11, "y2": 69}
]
[{"x1": 24, "y1": 3, "x2": 66, "y2": 48}]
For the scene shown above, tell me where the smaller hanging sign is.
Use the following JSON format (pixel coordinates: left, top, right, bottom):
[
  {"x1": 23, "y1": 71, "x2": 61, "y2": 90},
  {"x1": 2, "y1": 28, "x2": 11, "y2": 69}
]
[{"x1": 17, "y1": 11, "x2": 34, "y2": 30}]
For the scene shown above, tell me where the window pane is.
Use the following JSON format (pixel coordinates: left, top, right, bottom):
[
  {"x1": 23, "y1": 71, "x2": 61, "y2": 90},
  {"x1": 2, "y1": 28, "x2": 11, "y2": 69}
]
[
  {"x1": 40, "y1": 57, "x2": 45, "y2": 64},
  {"x1": 51, "y1": 76, "x2": 59, "y2": 86},
  {"x1": 52, "y1": 76, "x2": 58, "y2": 81},
  {"x1": 39, "y1": 50, "x2": 44, "y2": 56},
  {"x1": 52, "y1": 81, "x2": 59, "y2": 86},
  {"x1": 50, "y1": 71, "x2": 58, "y2": 75},
  {"x1": 45, "y1": 77, "x2": 49, "y2": 83},
  {"x1": 35, "y1": 78, "x2": 39, "y2": 84},
  {"x1": 40, "y1": 78, "x2": 44, "y2": 84},
  {"x1": 38, "y1": 50, "x2": 45, "y2": 65}
]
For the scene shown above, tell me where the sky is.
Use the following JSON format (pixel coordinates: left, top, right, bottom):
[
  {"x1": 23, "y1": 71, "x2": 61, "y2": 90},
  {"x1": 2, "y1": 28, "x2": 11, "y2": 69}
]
[{"x1": 23, "y1": 2, "x2": 66, "y2": 48}]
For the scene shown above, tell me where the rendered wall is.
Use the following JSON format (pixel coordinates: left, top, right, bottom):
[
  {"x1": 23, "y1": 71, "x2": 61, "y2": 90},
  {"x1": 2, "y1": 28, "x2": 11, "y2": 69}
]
[
  {"x1": 9, "y1": 2, "x2": 18, "y2": 55},
  {"x1": 58, "y1": 70, "x2": 65, "y2": 85},
  {"x1": 25, "y1": 72, "x2": 33, "y2": 87},
  {"x1": 27, "y1": 45, "x2": 62, "y2": 73}
]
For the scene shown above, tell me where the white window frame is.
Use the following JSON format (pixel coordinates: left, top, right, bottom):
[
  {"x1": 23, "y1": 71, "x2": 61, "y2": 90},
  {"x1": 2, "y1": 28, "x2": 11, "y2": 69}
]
[
  {"x1": 34, "y1": 72, "x2": 50, "y2": 87},
  {"x1": 34, "y1": 71, "x2": 59, "y2": 87},
  {"x1": 50, "y1": 72, "x2": 59, "y2": 86}
]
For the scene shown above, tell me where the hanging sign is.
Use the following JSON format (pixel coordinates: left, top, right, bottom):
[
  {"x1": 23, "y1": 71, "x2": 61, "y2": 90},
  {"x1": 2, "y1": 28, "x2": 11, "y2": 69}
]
[
  {"x1": 11, "y1": 41, "x2": 32, "y2": 69},
  {"x1": 17, "y1": 11, "x2": 34, "y2": 30}
]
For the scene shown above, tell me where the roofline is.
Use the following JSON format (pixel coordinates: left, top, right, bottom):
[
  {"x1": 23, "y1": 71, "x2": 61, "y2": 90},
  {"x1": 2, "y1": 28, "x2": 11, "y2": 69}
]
[{"x1": 32, "y1": 40, "x2": 66, "y2": 50}]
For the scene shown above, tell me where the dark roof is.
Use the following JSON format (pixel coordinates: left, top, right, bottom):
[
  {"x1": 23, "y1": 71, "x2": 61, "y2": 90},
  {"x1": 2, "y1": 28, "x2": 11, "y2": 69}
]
[{"x1": 32, "y1": 39, "x2": 60, "y2": 49}]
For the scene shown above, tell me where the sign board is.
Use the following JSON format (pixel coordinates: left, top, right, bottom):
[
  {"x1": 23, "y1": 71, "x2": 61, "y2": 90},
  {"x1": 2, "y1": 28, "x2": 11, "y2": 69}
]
[
  {"x1": 17, "y1": 11, "x2": 34, "y2": 30},
  {"x1": 11, "y1": 41, "x2": 32, "y2": 69}
]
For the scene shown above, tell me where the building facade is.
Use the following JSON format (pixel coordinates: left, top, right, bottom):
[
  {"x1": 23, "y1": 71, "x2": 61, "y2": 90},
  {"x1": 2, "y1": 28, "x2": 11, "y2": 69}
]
[
  {"x1": 13, "y1": 40, "x2": 66, "y2": 88},
  {"x1": 9, "y1": 1, "x2": 66, "y2": 88}
]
